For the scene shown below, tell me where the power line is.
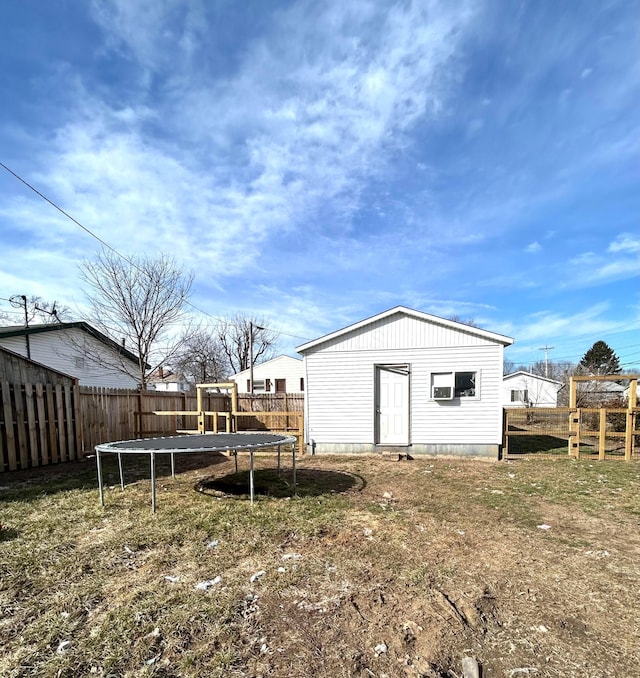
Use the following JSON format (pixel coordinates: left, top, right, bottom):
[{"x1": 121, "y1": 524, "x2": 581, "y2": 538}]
[
  {"x1": 0, "y1": 161, "x2": 128, "y2": 258},
  {"x1": 0, "y1": 161, "x2": 307, "y2": 341}
]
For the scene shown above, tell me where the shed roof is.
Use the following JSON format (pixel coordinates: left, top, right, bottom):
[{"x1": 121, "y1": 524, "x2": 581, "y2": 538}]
[
  {"x1": 296, "y1": 306, "x2": 514, "y2": 354},
  {"x1": 503, "y1": 371, "x2": 563, "y2": 386}
]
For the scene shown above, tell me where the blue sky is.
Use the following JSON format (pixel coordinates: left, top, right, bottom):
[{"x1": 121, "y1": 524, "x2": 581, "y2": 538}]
[{"x1": 0, "y1": 0, "x2": 638, "y2": 370}]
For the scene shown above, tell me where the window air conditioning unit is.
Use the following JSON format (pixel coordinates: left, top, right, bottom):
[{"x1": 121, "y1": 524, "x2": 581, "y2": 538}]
[{"x1": 432, "y1": 386, "x2": 453, "y2": 400}]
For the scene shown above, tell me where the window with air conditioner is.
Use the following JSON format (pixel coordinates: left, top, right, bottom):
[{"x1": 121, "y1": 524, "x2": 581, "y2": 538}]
[{"x1": 431, "y1": 371, "x2": 478, "y2": 400}]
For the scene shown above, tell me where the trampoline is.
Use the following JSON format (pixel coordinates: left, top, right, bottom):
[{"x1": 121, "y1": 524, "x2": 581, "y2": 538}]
[{"x1": 95, "y1": 432, "x2": 297, "y2": 512}]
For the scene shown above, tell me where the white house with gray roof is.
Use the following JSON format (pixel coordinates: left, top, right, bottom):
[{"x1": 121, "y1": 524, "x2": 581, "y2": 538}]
[{"x1": 0, "y1": 322, "x2": 143, "y2": 388}]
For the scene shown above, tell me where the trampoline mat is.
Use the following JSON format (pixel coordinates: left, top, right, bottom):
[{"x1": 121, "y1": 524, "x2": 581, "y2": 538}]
[{"x1": 97, "y1": 433, "x2": 295, "y2": 453}]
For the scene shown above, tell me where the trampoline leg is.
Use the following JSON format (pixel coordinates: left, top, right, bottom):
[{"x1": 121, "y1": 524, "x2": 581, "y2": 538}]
[
  {"x1": 170, "y1": 452, "x2": 176, "y2": 479},
  {"x1": 292, "y1": 442, "x2": 296, "y2": 495},
  {"x1": 150, "y1": 451, "x2": 157, "y2": 514},
  {"x1": 277, "y1": 444, "x2": 281, "y2": 477},
  {"x1": 249, "y1": 450, "x2": 255, "y2": 505},
  {"x1": 117, "y1": 453, "x2": 124, "y2": 490},
  {"x1": 234, "y1": 451, "x2": 238, "y2": 473},
  {"x1": 96, "y1": 449, "x2": 104, "y2": 506}
]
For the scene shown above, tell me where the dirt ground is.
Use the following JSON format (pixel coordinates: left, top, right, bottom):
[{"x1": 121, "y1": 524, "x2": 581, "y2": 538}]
[
  {"x1": 231, "y1": 455, "x2": 640, "y2": 678},
  {"x1": 1, "y1": 452, "x2": 639, "y2": 677}
]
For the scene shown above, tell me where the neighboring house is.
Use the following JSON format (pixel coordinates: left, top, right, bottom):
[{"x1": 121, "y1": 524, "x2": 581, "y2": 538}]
[
  {"x1": 502, "y1": 371, "x2": 563, "y2": 408},
  {"x1": 576, "y1": 379, "x2": 625, "y2": 406},
  {"x1": 147, "y1": 366, "x2": 191, "y2": 392},
  {"x1": 231, "y1": 355, "x2": 305, "y2": 394},
  {"x1": 296, "y1": 306, "x2": 514, "y2": 458},
  {"x1": 0, "y1": 346, "x2": 77, "y2": 386},
  {"x1": 0, "y1": 322, "x2": 142, "y2": 388}
]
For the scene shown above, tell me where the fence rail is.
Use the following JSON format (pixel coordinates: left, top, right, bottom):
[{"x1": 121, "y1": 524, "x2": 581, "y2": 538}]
[{"x1": 503, "y1": 406, "x2": 639, "y2": 460}]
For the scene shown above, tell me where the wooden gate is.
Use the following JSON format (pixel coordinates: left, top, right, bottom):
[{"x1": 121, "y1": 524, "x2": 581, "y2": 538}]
[{"x1": 503, "y1": 375, "x2": 638, "y2": 460}]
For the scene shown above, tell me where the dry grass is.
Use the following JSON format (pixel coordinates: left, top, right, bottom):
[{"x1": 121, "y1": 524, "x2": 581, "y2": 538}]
[{"x1": 1, "y1": 452, "x2": 639, "y2": 677}]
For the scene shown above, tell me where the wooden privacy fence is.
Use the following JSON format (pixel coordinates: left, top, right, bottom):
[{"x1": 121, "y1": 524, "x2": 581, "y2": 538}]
[
  {"x1": 79, "y1": 387, "x2": 228, "y2": 453},
  {"x1": 1, "y1": 384, "x2": 305, "y2": 473},
  {"x1": 0, "y1": 381, "x2": 80, "y2": 471}
]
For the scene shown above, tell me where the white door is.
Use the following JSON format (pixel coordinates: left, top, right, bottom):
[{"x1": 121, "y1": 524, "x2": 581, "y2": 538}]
[{"x1": 376, "y1": 365, "x2": 410, "y2": 445}]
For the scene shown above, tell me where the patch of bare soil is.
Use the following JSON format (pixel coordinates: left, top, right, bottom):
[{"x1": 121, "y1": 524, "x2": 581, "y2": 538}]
[{"x1": 210, "y1": 455, "x2": 640, "y2": 677}]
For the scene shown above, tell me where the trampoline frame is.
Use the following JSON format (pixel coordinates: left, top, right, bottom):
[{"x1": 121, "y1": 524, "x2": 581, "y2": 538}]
[{"x1": 94, "y1": 433, "x2": 297, "y2": 512}]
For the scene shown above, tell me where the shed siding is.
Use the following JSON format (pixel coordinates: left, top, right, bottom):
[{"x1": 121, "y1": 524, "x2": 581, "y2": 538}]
[
  {"x1": 0, "y1": 329, "x2": 138, "y2": 388},
  {"x1": 305, "y1": 344, "x2": 504, "y2": 446},
  {"x1": 307, "y1": 313, "x2": 494, "y2": 354}
]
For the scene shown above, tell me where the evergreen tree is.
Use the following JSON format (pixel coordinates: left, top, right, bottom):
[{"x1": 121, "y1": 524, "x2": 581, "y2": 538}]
[{"x1": 579, "y1": 341, "x2": 621, "y2": 375}]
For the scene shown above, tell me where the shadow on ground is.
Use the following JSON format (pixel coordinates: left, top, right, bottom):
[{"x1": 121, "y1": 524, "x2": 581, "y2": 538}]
[{"x1": 196, "y1": 468, "x2": 366, "y2": 499}]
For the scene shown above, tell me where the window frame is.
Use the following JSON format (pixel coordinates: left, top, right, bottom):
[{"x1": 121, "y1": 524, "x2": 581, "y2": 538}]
[
  {"x1": 510, "y1": 389, "x2": 528, "y2": 403},
  {"x1": 430, "y1": 370, "x2": 480, "y2": 401}
]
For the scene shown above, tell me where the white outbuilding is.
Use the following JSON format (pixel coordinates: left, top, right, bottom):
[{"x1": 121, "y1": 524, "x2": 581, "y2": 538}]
[
  {"x1": 230, "y1": 354, "x2": 305, "y2": 394},
  {"x1": 502, "y1": 371, "x2": 563, "y2": 408},
  {"x1": 296, "y1": 306, "x2": 514, "y2": 458}
]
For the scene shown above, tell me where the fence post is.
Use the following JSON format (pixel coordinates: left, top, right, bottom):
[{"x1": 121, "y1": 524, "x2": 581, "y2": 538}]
[
  {"x1": 626, "y1": 378, "x2": 637, "y2": 461},
  {"x1": 502, "y1": 408, "x2": 508, "y2": 459},
  {"x1": 568, "y1": 408, "x2": 580, "y2": 458},
  {"x1": 197, "y1": 386, "x2": 204, "y2": 433}
]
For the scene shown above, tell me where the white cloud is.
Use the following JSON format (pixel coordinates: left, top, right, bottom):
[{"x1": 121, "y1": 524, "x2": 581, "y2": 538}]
[
  {"x1": 565, "y1": 240, "x2": 639, "y2": 288},
  {"x1": 4, "y1": 0, "x2": 478, "y2": 290},
  {"x1": 569, "y1": 252, "x2": 597, "y2": 265},
  {"x1": 608, "y1": 233, "x2": 640, "y2": 253},
  {"x1": 526, "y1": 241, "x2": 541, "y2": 253},
  {"x1": 504, "y1": 303, "x2": 616, "y2": 346}
]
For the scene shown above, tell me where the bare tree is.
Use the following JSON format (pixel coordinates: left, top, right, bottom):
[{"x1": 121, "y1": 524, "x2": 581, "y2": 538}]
[
  {"x1": 447, "y1": 315, "x2": 479, "y2": 328},
  {"x1": 503, "y1": 358, "x2": 516, "y2": 375},
  {"x1": 79, "y1": 249, "x2": 193, "y2": 388},
  {"x1": 173, "y1": 328, "x2": 231, "y2": 385},
  {"x1": 215, "y1": 315, "x2": 278, "y2": 375}
]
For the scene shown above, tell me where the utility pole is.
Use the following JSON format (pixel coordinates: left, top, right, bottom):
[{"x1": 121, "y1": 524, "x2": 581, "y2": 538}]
[{"x1": 538, "y1": 345, "x2": 554, "y2": 378}]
